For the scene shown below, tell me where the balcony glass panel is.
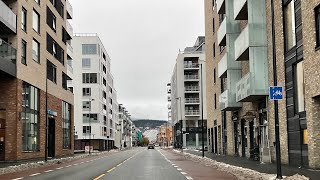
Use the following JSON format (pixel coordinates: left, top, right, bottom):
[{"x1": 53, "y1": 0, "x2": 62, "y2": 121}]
[
  {"x1": 217, "y1": 18, "x2": 226, "y2": 46},
  {"x1": 0, "y1": 38, "x2": 17, "y2": 76},
  {"x1": 0, "y1": 0, "x2": 16, "y2": 33}
]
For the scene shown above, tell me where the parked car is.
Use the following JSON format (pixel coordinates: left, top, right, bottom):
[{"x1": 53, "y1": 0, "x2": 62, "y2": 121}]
[{"x1": 148, "y1": 144, "x2": 155, "y2": 149}]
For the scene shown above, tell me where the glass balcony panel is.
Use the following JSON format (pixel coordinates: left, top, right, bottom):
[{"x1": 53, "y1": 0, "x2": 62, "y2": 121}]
[{"x1": 0, "y1": 0, "x2": 16, "y2": 33}]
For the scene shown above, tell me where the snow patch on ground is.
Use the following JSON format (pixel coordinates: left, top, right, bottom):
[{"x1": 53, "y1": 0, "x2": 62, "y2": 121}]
[
  {"x1": 0, "y1": 150, "x2": 118, "y2": 175},
  {"x1": 172, "y1": 150, "x2": 309, "y2": 180}
]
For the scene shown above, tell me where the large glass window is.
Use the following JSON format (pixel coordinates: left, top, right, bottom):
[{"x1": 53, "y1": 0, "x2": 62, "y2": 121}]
[
  {"x1": 284, "y1": 1, "x2": 296, "y2": 51},
  {"x1": 62, "y1": 102, "x2": 71, "y2": 149},
  {"x1": 294, "y1": 61, "x2": 305, "y2": 112},
  {"x1": 83, "y1": 114, "x2": 98, "y2": 122},
  {"x1": 82, "y1": 73, "x2": 98, "y2": 83},
  {"x1": 83, "y1": 126, "x2": 91, "y2": 134},
  {"x1": 33, "y1": 9, "x2": 40, "y2": 33},
  {"x1": 82, "y1": 58, "x2": 91, "y2": 68},
  {"x1": 32, "y1": 39, "x2": 40, "y2": 62},
  {"x1": 82, "y1": 44, "x2": 97, "y2": 55},
  {"x1": 21, "y1": 7, "x2": 27, "y2": 31},
  {"x1": 82, "y1": 101, "x2": 91, "y2": 110},
  {"x1": 315, "y1": 5, "x2": 320, "y2": 48},
  {"x1": 22, "y1": 82, "x2": 40, "y2": 151}
]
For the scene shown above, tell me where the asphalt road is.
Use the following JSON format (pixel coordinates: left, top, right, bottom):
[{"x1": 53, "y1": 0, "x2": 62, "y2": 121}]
[{"x1": 6, "y1": 148, "x2": 189, "y2": 180}]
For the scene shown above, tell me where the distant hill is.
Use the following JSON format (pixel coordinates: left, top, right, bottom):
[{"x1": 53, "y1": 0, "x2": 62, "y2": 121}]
[{"x1": 132, "y1": 119, "x2": 167, "y2": 128}]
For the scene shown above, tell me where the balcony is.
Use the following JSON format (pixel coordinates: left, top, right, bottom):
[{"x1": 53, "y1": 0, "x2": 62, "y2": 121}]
[
  {"x1": 185, "y1": 98, "x2": 200, "y2": 104},
  {"x1": 185, "y1": 86, "x2": 200, "y2": 93},
  {"x1": 66, "y1": 0, "x2": 73, "y2": 19},
  {"x1": 184, "y1": 63, "x2": 199, "y2": 69},
  {"x1": 66, "y1": 21, "x2": 73, "y2": 39},
  {"x1": 216, "y1": 0, "x2": 225, "y2": 14},
  {"x1": 0, "y1": 38, "x2": 16, "y2": 77},
  {"x1": 218, "y1": 53, "x2": 227, "y2": 78},
  {"x1": 219, "y1": 90, "x2": 242, "y2": 111},
  {"x1": 184, "y1": 75, "x2": 199, "y2": 81},
  {"x1": 234, "y1": 0, "x2": 247, "y2": 20},
  {"x1": 185, "y1": 110, "x2": 200, "y2": 116},
  {"x1": 234, "y1": 23, "x2": 267, "y2": 62},
  {"x1": 67, "y1": 42, "x2": 73, "y2": 60},
  {"x1": 236, "y1": 73, "x2": 268, "y2": 102},
  {"x1": 0, "y1": 0, "x2": 16, "y2": 34},
  {"x1": 217, "y1": 17, "x2": 226, "y2": 46},
  {"x1": 67, "y1": 63, "x2": 73, "y2": 77}
]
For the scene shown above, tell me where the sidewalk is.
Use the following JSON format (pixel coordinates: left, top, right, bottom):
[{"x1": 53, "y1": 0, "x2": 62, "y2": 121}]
[{"x1": 185, "y1": 149, "x2": 320, "y2": 180}]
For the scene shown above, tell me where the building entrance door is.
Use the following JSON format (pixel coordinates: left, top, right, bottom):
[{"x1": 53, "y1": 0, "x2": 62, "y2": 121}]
[
  {"x1": 0, "y1": 111, "x2": 5, "y2": 161},
  {"x1": 48, "y1": 118, "x2": 55, "y2": 158}
]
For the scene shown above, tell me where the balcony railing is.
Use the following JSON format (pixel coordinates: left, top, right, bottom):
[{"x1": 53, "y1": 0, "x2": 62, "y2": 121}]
[
  {"x1": 217, "y1": 17, "x2": 226, "y2": 46},
  {"x1": 185, "y1": 98, "x2": 200, "y2": 104},
  {"x1": 0, "y1": 0, "x2": 17, "y2": 33},
  {"x1": 184, "y1": 75, "x2": 199, "y2": 80},
  {"x1": 0, "y1": 38, "x2": 17, "y2": 76},
  {"x1": 216, "y1": 0, "x2": 225, "y2": 14},
  {"x1": 185, "y1": 110, "x2": 200, "y2": 116},
  {"x1": 66, "y1": 21, "x2": 73, "y2": 38},
  {"x1": 185, "y1": 86, "x2": 200, "y2": 92},
  {"x1": 184, "y1": 63, "x2": 199, "y2": 69},
  {"x1": 66, "y1": 0, "x2": 73, "y2": 19}
]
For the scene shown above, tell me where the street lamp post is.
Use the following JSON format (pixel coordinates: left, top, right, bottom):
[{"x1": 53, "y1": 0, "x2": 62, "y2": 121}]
[
  {"x1": 176, "y1": 97, "x2": 183, "y2": 152},
  {"x1": 271, "y1": 0, "x2": 282, "y2": 178},
  {"x1": 200, "y1": 63, "x2": 205, "y2": 158}
]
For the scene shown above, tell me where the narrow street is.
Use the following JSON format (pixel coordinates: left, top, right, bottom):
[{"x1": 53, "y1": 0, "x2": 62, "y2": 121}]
[{"x1": 0, "y1": 148, "x2": 236, "y2": 180}]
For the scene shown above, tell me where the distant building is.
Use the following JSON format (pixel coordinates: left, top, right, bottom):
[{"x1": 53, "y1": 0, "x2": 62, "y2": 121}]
[{"x1": 157, "y1": 123, "x2": 173, "y2": 146}]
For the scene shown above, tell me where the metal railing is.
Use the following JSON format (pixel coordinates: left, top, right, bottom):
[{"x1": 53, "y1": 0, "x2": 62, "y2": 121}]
[
  {"x1": 185, "y1": 98, "x2": 200, "y2": 103},
  {"x1": 185, "y1": 110, "x2": 200, "y2": 115},
  {"x1": 185, "y1": 86, "x2": 200, "y2": 91},
  {"x1": 184, "y1": 63, "x2": 199, "y2": 68},
  {"x1": 0, "y1": 38, "x2": 17, "y2": 63},
  {"x1": 184, "y1": 75, "x2": 199, "y2": 80}
]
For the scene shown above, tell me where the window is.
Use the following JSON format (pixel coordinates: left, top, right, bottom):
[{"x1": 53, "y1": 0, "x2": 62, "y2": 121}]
[
  {"x1": 103, "y1": 91, "x2": 107, "y2": 99},
  {"x1": 82, "y1": 58, "x2": 91, "y2": 68},
  {"x1": 62, "y1": 72, "x2": 69, "y2": 90},
  {"x1": 220, "y1": 46, "x2": 225, "y2": 53},
  {"x1": 62, "y1": 101, "x2": 71, "y2": 149},
  {"x1": 83, "y1": 126, "x2": 91, "y2": 134},
  {"x1": 82, "y1": 44, "x2": 97, "y2": 54},
  {"x1": 53, "y1": 42, "x2": 57, "y2": 56},
  {"x1": 83, "y1": 114, "x2": 98, "y2": 122},
  {"x1": 33, "y1": 9, "x2": 40, "y2": 33},
  {"x1": 214, "y1": 93, "x2": 217, "y2": 109},
  {"x1": 315, "y1": 5, "x2": 320, "y2": 48},
  {"x1": 294, "y1": 61, "x2": 305, "y2": 113},
  {"x1": 60, "y1": 2, "x2": 64, "y2": 18},
  {"x1": 47, "y1": 60, "x2": 57, "y2": 83},
  {"x1": 103, "y1": 104, "x2": 107, "y2": 110},
  {"x1": 83, "y1": 88, "x2": 91, "y2": 96},
  {"x1": 32, "y1": 39, "x2": 40, "y2": 62},
  {"x1": 110, "y1": 98, "x2": 113, "y2": 105},
  {"x1": 284, "y1": 1, "x2": 296, "y2": 51},
  {"x1": 22, "y1": 82, "x2": 40, "y2": 151},
  {"x1": 53, "y1": 15, "x2": 56, "y2": 30},
  {"x1": 34, "y1": 0, "x2": 40, "y2": 4},
  {"x1": 82, "y1": 101, "x2": 91, "y2": 110},
  {"x1": 47, "y1": 7, "x2": 56, "y2": 31},
  {"x1": 103, "y1": 65, "x2": 106, "y2": 74},
  {"x1": 82, "y1": 73, "x2": 98, "y2": 83},
  {"x1": 213, "y1": 18, "x2": 215, "y2": 33},
  {"x1": 21, "y1": 40, "x2": 27, "y2": 65},
  {"x1": 21, "y1": 7, "x2": 27, "y2": 31},
  {"x1": 103, "y1": 78, "x2": 107, "y2": 86},
  {"x1": 214, "y1": 68, "x2": 216, "y2": 83}
]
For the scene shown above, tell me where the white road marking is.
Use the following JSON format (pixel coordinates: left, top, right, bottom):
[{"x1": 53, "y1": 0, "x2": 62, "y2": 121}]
[
  {"x1": 186, "y1": 176, "x2": 193, "y2": 180},
  {"x1": 177, "y1": 168, "x2": 183, "y2": 171},
  {"x1": 73, "y1": 163, "x2": 78, "y2": 166},
  {"x1": 44, "y1": 170, "x2": 53, "y2": 173},
  {"x1": 174, "y1": 165, "x2": 179, "y2": 168},
  {"x1": 12, "y1": 178, "x2": 24, "y2": 180},
  {"x1": 181, "y1": 172, "x2": 187, "y2": 175},
  {"x1": 65, "y1": 165, "x2": 72, "y2": 168},
  {"x1": 172, "y1": 164, "x2": 176, "y2": 166},
  {"x1": 29, "y1": 173, "x2": 41, "y2": 177},
  {"x1": 80, "y1": 162, "x2": 84, "y2": 164},
  {"x1": 56, "y1": 167, "x2": 63, "y2": 170}
]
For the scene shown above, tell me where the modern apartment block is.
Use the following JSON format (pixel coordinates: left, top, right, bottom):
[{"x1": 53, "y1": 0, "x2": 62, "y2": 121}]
[
  {"x1": 171, "y1": 36, "x2": 207, "y2": 149},
  {"x1": 205, "y1": 0, "x2": 320, "y2": 169},
  {"x1": 71, "y1": 34, "x2": 119, "y2": 151},
  {"x1": 157, "y1": 123, "x2": 173, "y2": 147},
  {"x1": 0, "y1": 0, "x2": 74, "y2": 161},
  {"x1": 116, "y1": 105, "x2": 133, "y2": 148}
]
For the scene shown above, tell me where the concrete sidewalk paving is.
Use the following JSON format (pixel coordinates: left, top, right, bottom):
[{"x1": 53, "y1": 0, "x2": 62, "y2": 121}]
[{"x1": 184, "y1": 149, "x2": 320, "y2": 180}]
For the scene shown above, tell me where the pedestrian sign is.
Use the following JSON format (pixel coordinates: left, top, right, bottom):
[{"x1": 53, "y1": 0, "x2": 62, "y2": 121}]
[{"x1": 269, "y1": 86, "x2": 283, "y2": 100}]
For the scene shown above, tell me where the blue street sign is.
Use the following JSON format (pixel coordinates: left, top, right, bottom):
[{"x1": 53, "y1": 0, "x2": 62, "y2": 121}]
[{"x1": 269, "y1": 86, "x2": 283, "y2": 100}]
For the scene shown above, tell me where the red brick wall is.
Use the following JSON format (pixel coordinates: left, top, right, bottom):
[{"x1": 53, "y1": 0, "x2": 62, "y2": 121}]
[{"x1": 0, "y1": 77, "x2": 74, "y2": 161}]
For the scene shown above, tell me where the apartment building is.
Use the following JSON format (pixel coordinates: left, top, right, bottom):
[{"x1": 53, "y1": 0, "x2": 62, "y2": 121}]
[
  {"x1": 157, "y1": 123, "x2": 173, "y2": 147},
  {"x1": 205, "y1": 0, "x2": 320, "y2": 169},
  {"x1": 115, "y1": 104, "x2": 133, "y2": 149},
  {"x1": 0, "y1": 0, "x2": 74, "y2": 161},
  {"x1": 72, "y1": 34, "x2": 118, "y2": 151},
  {"x1": 171, "y1": 37, "x2": 207, "y2": 149}
]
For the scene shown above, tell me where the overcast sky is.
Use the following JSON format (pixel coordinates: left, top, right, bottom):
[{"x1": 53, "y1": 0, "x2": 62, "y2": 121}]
[{"x1": 70, "y1": 0, "x2": 204, "y2": 120}]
